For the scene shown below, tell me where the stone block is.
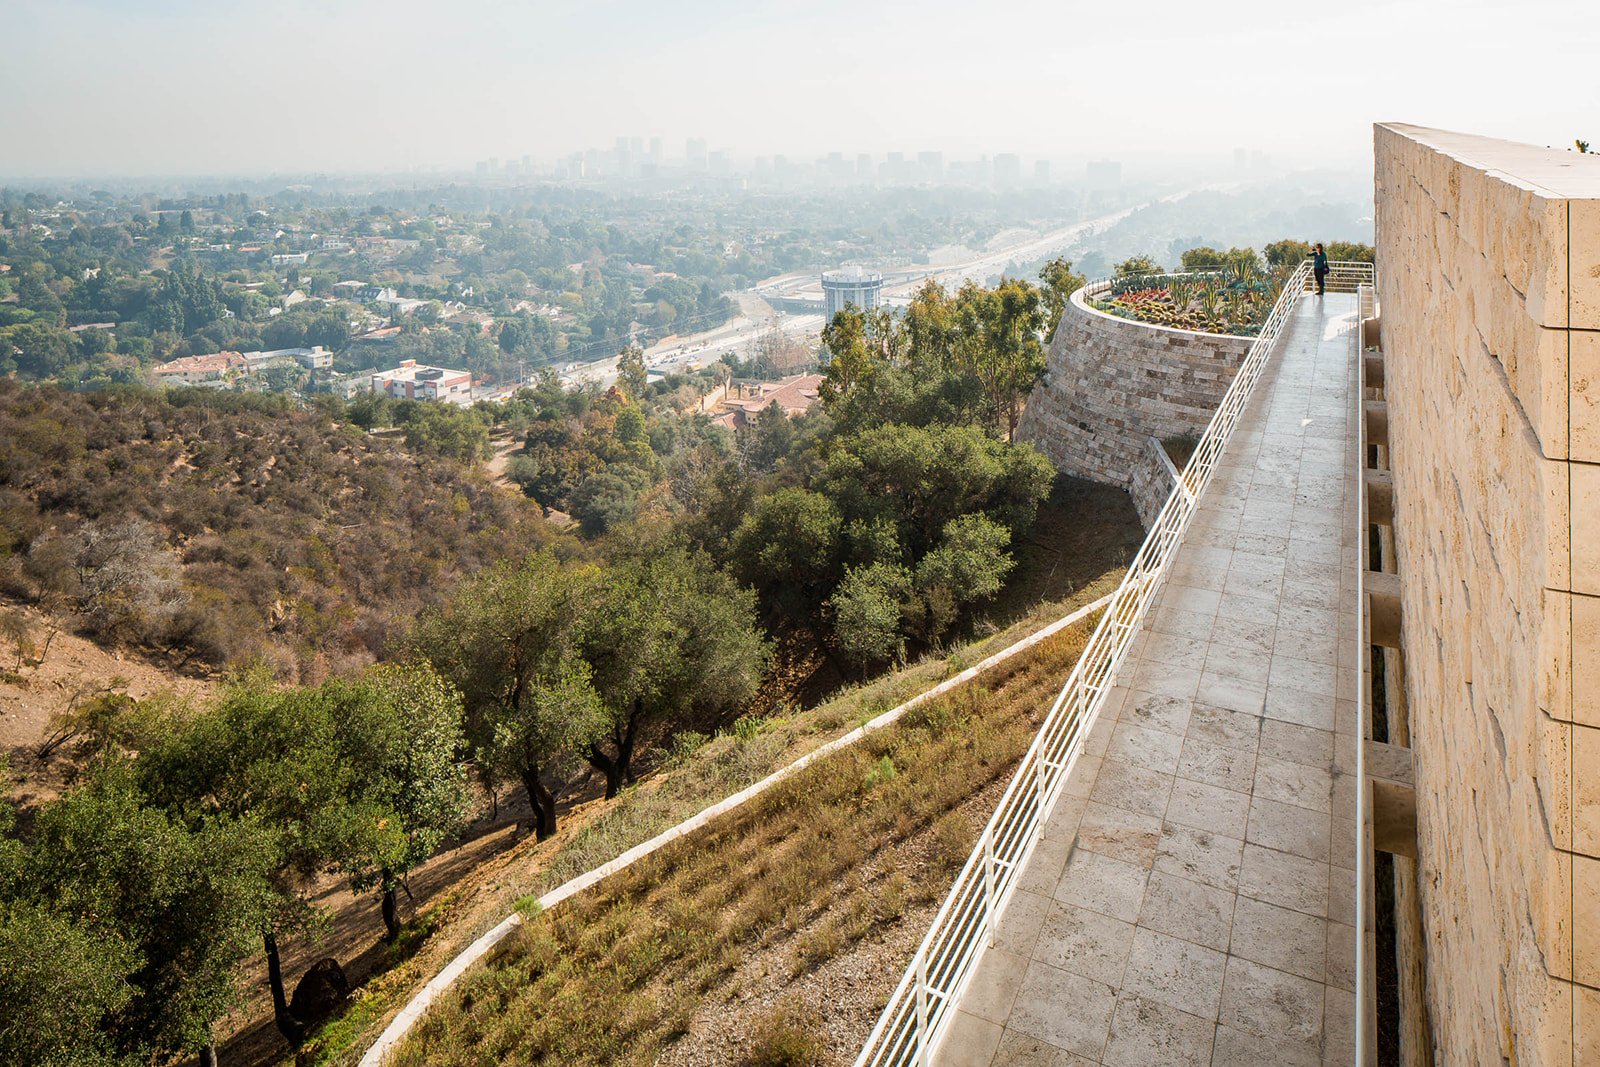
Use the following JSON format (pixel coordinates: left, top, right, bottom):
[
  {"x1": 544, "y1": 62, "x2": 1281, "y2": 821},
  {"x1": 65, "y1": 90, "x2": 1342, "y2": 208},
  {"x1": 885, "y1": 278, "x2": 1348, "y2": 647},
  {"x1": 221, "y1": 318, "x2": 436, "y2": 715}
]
[
  {"x1": 1572, "y1": 462, "x2": 1600, "y2": 595},
  {"x1": 1575, "y1": 854, "x2": 1600, "y2": 987},
  {"x1": 1575, "y1": 593, "x2": 1600, "y2": 728},
  {"x1": 1574, "y1": 332, "x2": 1600, "y2": 463},
  {"x1": 1541, "y1": 588, "x2": 1574, "y2": 725},
  {"x1": 1573, "y1": 198, "x2": 1600, "y2": 331},
  {"x1": 1577, "y1": 981, "x2": 1600, "y2": 1066},
  {"x1": 1577, "y1": 723, "x2": 1600, "y2": 858}
]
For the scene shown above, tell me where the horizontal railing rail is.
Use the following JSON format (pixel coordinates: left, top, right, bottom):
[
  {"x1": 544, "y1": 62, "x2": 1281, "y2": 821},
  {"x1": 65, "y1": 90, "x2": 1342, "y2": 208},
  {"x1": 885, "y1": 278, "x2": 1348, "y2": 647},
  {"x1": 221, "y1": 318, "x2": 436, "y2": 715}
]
[{"x1": 856, "y1": 256, "x2": 1370, "y2": 1067}]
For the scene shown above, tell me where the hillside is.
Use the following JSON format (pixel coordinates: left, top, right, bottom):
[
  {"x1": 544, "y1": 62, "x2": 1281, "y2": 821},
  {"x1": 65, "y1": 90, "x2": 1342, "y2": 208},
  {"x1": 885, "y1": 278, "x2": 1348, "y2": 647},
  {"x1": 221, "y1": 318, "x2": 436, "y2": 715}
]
[{"x1": 0, "y1": 381, "x2": 550, "y2": 680}]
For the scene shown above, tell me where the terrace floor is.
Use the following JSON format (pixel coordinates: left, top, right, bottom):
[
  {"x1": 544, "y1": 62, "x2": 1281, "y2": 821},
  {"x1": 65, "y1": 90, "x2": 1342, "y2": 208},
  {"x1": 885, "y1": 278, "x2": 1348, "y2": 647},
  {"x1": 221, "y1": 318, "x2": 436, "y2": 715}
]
[{"x1": 934, "y1": 293, "x2": 1362, "y2": 1067}]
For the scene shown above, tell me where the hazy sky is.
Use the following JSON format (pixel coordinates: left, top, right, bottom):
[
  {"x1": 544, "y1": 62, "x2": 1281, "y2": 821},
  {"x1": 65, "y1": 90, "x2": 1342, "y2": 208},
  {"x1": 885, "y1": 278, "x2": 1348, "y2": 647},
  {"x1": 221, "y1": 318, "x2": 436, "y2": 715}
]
[{"x1": 4, "y1": 0, "x2": 1597, "y2": 178}]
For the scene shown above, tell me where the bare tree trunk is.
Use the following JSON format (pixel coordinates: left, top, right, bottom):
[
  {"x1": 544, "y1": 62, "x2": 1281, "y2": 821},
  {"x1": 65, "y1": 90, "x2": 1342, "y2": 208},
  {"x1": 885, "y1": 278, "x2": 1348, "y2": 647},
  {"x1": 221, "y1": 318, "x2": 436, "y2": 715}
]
[
  {"x1": 586, "y1": 701, "x2": 643, "y2": 799},
  {"x1": 262, "y1": 927, "x2": 304, "y2": 1046},
  {"x1": 519, "y1": 767, "x2": 556, "y2": 840},
  {"x1": 381, "y1": 882, "x2": 401, "y2": 943},
  {"x1": 199, "y1": 1040, "x2": 218, "y2": 1067}
]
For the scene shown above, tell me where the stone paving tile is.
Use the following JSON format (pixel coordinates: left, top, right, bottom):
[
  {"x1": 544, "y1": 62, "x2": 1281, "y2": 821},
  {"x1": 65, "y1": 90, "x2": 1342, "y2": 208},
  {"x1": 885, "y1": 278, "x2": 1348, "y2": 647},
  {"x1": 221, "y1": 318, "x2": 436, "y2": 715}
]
[
  {"x1": 1176, "y1": 736, "x2": 1258, "y2": 793},
  {"x1": 1253, "y1": 755, "x2": 1334, "y2": 814},
  {"x1": 1034, "y1": 900, "x2": 1137, "y2": 986},
  {"x1": 962, "y1": 946, "x2": 1032, "y2": 1023},
  {"x1": 1075, "y1": 801, "x2": 1162, "y2": 867},
  {"x1": 1237, "y1": 843, "x2": 1329, "y2": 917},
  {"x1": 994, "y1": 887, "x2": 1052, "y2": 956},
  {"x1": 937, "y1": 296, "x2": 1360, "y2": 1066},
  {"x1": 1121, "y1": 927, "x2": 1228, "y2": 1019},
  {"x1": 1258, "y1": 719, "x2": 1334, "y2": 767},
  {"x1": 1204, "y1": 644, "x2": 1273, "y2": 685},
  {"x1": 1154, "y1": 822, "x2": 1245, "y2": 891},
  {"x1": 936, "y1": 1010, "x2": 1003, "y2": 1065},
  {"x1": 1262, "y1": 683, "x2": 1336, "y2": 731},
  {"x1": 991, "y1": 1030, "x2": 1094, "y2": 1066},
  {"x1": 1194, "y1": 672, "x2": 1268, "y2": 715},
  {"x1": 1106, "y1": 721, "x2": 1184, "y2": 774},
  {"x1": 1028, "y1": 823, "x2": 1077, "y2": 871},
  {"x1": 1054, "y1": 848, "x2": 1148, "y2": 923},
  {"x1": 1228, "y1": 895, "x2": 1328, "y2": 982},
  {"x1": 1187, "y1": 704, "x2": 1263, "y2": 752},
  {"x1": 1166, "y1": 776, "x2": 1251, "y2": 839},
  {"x1": 1138, "y1": 869, "x2": 1235, "y2": 952},
  {"x1": 1245, "y1": 795, "x2": 1331, "y2": 863},
  {"x1": 1121, "y1": 691, "x2": 1193, "y2": 735},
  {"x1": 1088, "y1": 759, "x2": 1173, "y2": 819},
  {"x1": 1218, "y1": 956, "x2": 1325, "y2": 1046},
  {"x1": 1007, "y1": 959, "x2": 1116, "y2": 1060},
  {"x1": 1101, "y1": 992, "x2": 1215, "y2": 1067},
  {"x1": 1210, "y1": 1023, "x2": 1320, "y2": 1067}
]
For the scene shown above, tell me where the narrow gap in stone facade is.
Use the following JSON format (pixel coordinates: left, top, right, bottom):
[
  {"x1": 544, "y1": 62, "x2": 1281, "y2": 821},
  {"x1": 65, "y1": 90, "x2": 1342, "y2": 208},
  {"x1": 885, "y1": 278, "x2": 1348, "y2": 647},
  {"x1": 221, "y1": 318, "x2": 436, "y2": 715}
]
[{"x1": 1376, "y1": 849, "x2": 1401, "y2": 1066}]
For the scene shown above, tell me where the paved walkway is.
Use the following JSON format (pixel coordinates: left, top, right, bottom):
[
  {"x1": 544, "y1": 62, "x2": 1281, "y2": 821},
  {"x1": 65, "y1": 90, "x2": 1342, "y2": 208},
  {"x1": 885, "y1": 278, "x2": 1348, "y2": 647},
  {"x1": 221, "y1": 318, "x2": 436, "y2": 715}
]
[{"x1": 935, "y1": 294, "x2": 1361, "y2": 1067}]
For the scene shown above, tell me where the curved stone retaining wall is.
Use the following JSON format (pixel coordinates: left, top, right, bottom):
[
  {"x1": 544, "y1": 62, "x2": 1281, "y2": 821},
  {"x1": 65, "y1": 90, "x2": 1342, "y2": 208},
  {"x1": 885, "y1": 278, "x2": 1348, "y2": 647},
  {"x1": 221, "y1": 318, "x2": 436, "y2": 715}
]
[{"x1": 1018, "y1": 282, "x2": 1253, "y2": 516}]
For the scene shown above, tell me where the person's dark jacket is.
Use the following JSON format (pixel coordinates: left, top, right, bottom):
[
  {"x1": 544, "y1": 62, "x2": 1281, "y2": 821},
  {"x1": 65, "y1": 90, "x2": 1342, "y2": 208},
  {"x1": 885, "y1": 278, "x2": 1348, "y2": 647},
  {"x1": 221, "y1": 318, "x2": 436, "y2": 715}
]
[{"x1": 1313, "y1": 250, "x2": 1329, "y2": 273}]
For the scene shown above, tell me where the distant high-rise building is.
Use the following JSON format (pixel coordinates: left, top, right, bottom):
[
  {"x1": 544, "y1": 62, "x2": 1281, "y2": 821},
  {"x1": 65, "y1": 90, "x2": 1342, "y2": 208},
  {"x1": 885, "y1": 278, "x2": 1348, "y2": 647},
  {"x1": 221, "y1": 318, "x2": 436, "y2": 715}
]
[
  {"x1": 649, "y1": 137, "x2": 663, "y2": 163},
  {"x1": 857, "y1": 153, "x2": 873, "y2": 180},
  {"x1": 918, "y1": 151, "x2": 944, "y2": 182},
  {"x1": 821, "y1": 266, "x2": 883, "y2": 321},
  {"x1": 1034, "y1": 159, "x2": 1051, "y2": 184},
  {"x1": 994, "y1": 153, "x2": 1022, "y2": 189},
  {"x1": 824, "y1": 151, "x2": 853, "y2": 185},
  {"x1": 708, "y1": 150, "x2": 730, "y2": 176},
  {"x1": 1086, "y1": 159, "x2": 1122, "y2": 190},
  {"x1": 686, "y1": 138, "x2": 708, "y2": 170},
  {"x1": 881, "y1": 152, "x2": 907, "y2": 185}
]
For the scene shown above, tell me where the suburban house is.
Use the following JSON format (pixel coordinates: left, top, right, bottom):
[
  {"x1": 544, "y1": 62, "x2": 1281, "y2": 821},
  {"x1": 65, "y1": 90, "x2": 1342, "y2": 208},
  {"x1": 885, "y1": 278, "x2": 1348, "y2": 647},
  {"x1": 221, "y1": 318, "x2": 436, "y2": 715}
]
[
  {"x1": 151, "y1": 350, "x2": 248, "y2": 385},
  {"x1": 705, "y1": 372, "x2": 824, "y2": 430},
  {"x1": 371, "y1": 359, "x2": 472, "y2": 403}
]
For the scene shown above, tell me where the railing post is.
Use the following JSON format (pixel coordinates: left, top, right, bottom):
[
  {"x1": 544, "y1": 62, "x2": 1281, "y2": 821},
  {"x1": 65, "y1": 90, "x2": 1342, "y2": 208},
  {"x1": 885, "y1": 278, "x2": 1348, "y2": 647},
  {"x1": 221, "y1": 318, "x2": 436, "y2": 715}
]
[
  {"x1": 915, "y1": 954, "x2": 930, "y2": 1067},
  {"x1": 1032, "y1": 754, "x2": 1044, "y2": 837},
  {"x1": 984, "y1": 833, "x2": 997, "y2": 948}
]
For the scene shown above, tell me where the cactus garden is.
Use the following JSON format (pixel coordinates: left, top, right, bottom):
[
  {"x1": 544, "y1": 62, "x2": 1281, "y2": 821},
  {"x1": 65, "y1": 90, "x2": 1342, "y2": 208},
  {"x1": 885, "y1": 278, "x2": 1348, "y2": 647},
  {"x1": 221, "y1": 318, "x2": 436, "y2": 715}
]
[{"x1": 1089, "y1": 260, "x2": 1289, "y2": 336}]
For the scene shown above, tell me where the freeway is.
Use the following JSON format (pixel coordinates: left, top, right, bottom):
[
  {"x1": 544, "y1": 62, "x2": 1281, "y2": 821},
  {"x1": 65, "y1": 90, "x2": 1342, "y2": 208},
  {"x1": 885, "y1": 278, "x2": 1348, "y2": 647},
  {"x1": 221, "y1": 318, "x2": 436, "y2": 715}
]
[{"x1": 559, "y1": 185, "x2": 1221, "y2": 390}]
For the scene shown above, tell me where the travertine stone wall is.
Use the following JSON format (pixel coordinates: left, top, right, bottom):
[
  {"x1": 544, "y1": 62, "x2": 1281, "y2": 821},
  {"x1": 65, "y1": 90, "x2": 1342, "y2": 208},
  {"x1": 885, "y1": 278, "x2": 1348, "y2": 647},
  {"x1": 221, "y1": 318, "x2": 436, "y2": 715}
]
[
  {"x1": 1127, "y1": 435, "x2": 1181, "y2": 530},
  {"x1": 1018, "y1": 285, "x2": 1252, "y2": 511},
  {"x1": 1374, "y1": 123, "x2": 1600, "y2": 1067}
]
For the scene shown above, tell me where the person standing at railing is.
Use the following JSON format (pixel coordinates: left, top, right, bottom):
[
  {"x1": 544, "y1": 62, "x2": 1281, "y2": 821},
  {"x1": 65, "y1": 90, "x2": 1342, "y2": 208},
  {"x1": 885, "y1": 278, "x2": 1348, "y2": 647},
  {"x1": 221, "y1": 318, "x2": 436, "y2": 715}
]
[{"x1": 1312, "y1": 242, "x2": 1329, "y2": 295}]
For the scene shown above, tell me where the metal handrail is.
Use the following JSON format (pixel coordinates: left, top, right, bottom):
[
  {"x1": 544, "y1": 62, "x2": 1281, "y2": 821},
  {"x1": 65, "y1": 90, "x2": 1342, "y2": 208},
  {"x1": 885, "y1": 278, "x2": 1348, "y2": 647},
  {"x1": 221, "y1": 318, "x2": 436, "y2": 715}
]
[
  {"x1": 1352, "y1": 280, "x2": 1377, "y2": 1067},
  {"x1": 855, "y1": 257, "x2": 1376, "y2": 1067}
]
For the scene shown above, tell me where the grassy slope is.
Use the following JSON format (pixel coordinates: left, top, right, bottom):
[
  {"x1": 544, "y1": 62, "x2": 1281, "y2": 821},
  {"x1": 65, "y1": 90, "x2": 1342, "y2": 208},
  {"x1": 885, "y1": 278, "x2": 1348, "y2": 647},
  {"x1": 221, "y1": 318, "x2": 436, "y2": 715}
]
[
  {"x1": 391, "y1": 620, "x2": 1096, "y2": 1067},
  {"x1": 277, "y1": 477, "x2": 1139, "y2": 1067}
]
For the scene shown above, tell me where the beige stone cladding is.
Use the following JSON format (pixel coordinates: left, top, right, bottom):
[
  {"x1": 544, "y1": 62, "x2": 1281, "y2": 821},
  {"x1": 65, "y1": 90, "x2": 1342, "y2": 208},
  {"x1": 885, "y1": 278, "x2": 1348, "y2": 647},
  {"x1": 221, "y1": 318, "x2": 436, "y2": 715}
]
[
  {"x1": 1374, "y1": 123, "x2": 1600, "y2": 1066},
  {"x1": 1127, "y1": 435, "x2": 1181, "y2": 530},
  {"x1": 1017, "y1": 286, "x2": 1252, "y2": 515}
]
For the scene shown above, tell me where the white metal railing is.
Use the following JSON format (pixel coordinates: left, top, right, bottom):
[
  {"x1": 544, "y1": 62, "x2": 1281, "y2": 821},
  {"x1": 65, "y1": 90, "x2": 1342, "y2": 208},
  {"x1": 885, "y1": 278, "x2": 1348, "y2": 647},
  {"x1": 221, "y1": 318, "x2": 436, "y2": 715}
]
[
  {"x1": 1353, "y1": 279, "x2": 1378, "y2": 1067},
  {"x1": 855, "y1": 257, "x2": 1375, "y2": 1067}
]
